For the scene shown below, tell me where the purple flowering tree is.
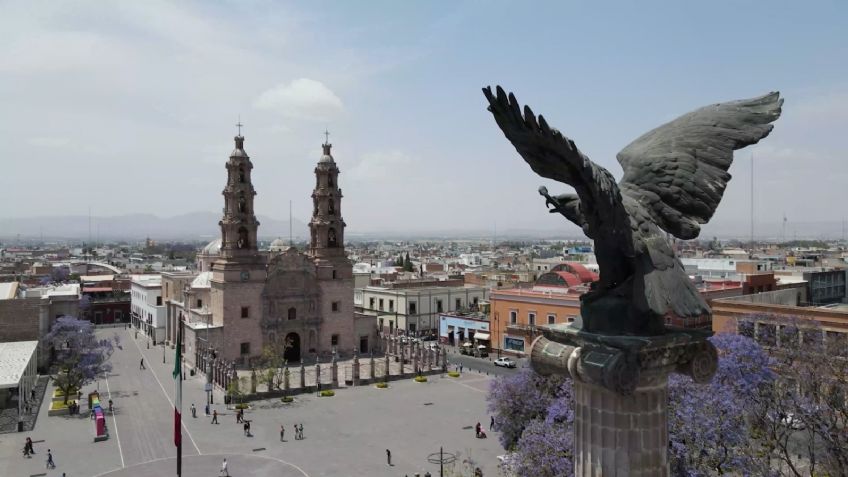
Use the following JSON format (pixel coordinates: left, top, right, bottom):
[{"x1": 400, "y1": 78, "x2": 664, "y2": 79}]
[
  {"x1": 42, "y1": 316, "x2": 115, "y2": 403},
  {"x1": 668, "y1": 333, "x2": 775, "y2": 476},
  {"x1": 488, "y1": 334, "x2": 775, "y2": 477}
]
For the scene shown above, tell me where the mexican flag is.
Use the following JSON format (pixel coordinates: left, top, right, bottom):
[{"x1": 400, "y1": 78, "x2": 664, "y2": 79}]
[{"x1": 173, "y1": 326, "x2": 182, "y2": 447}]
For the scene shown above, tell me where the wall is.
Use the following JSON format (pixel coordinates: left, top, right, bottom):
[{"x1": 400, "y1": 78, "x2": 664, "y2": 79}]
[
  {"x1": 712, "y1": 295, "x2": 848, "y2": 335},
  {"x1": 0, "y1": 297, "x2": 41, "y2": 342},
  {"x1": 490, "y1": 289, "x2": 581, "y2": 356}
]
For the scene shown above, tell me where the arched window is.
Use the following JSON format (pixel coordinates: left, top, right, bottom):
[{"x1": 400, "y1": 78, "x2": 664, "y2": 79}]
[
  {"x1": 328, "y1": 228, "x2": 337, "y2": 247},
  {"x1": 288, "y1": 307, "x2": 296, "y2": 320},
  {"x1": 238, "y1": 168, "x2": 245, "y2": 183},
  {"x1": 328, "y1": 200, "x2": 335, "y2": 215},
  {"x1": 237, "y1": 193, "x2": 246, "y2": 213},
  {"x1": 237, "y1": 227, "x2": 249, "y2": 249},
  {"x1": 328, "y1": 175, "x2": 334, "y2": 188}
]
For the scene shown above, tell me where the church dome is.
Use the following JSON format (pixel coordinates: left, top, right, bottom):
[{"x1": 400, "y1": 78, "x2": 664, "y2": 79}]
[
  {"x1": 200, "y1": 238, "x2": 222, "y2": 256},
  {"x1": 318, "y1": 142, "x2": 335, "y2": 164},
  {"x1": 269, "y1": 238, "x2": 288, "y2": 252},
  {"x1": 191, "y1": 271, "x2": 213, "y2": 289}
]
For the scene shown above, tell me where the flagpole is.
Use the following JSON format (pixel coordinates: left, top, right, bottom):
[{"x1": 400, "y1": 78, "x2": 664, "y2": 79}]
[{"x1": 177, "y1": 321, "x2": 182, "y2": 476}]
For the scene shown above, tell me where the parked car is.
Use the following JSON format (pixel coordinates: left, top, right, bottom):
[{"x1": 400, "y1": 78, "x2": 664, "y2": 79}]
[{"x1": 494, "y1": 357, "x2": 516, "y2": 368}]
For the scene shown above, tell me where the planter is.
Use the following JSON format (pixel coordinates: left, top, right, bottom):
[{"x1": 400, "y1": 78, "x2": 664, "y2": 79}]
[
  {"x1": 414, "y1": 376, "x2": 428, "y2": 383},
  {"x1": 375, "y1": 382, "x2": 389, "y2": 389},
  {"x1": 448, "y1": 371, "x2": 460, "y2": 378},
  {"x1": 281, "y1": 396, "x2": 294, "y2": 403},
  {"x1": 48, "y1": 401, "x2": 70, "y2": 416},
  {"x1": 319, "y1": 390, "x2": 335, "y2": 397}
]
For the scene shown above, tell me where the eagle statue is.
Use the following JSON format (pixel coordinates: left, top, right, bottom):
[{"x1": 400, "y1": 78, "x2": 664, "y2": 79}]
[{"x1": 483, "y1": 86, "x2": 783, "y2": 336}]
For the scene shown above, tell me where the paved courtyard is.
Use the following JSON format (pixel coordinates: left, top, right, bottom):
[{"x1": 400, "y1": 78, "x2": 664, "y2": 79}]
[{"x1": 0, "y1": 328, "x2": 506, "y2": 477}]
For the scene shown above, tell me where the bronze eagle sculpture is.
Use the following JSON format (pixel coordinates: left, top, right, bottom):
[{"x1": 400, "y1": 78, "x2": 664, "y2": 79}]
[{"x1": 483, "y1": 86, "x2": 783, "y2": 336}]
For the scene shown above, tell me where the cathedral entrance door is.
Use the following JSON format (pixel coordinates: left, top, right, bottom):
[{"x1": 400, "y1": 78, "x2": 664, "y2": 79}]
[{"x1": 284, "y1": 332, "x2": 301, "y2": 362}]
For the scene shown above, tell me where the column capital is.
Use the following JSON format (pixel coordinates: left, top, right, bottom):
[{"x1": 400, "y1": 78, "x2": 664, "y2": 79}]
[{"x1": 530, "y1": 324, "x2": 718, "y2": 396}]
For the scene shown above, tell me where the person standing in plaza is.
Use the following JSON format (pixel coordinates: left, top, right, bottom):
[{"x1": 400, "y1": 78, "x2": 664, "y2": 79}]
[
  {"x1": 46, "y1": 449, "x2": 55, "y2": 468},
  {"x1": 386, "y1": 448, "x2": 392, "y2": 466},
  {"x1": 219, "y1": 458, "x2": 229, "y2": 477},
  {"x1": 490, "y1": 415, "x2": 495, "y2": 431},
  {"x1": 299, "y1": 423, "x2": 304, "y2": 440},
  {"x1": 191, "y1": 403, "x2": 196, "y2": 418},
  {"x1": 211, "y1": 409, "x2": 218, "y2": 424},
  {"x1": 139, "y1": 358, "x2": 145, "y2": 370},
  {"x1": 280, "y1": 424, "x2": 285, "y2": 441}
]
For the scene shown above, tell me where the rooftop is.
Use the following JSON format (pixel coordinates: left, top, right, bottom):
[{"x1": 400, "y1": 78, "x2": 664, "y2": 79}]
[
  {"x1": 0, "y1": 341, "x2": 38, "y2": 389},
  {"x1": 0, "y1": 281, "x2": 18, "y2": 300}
]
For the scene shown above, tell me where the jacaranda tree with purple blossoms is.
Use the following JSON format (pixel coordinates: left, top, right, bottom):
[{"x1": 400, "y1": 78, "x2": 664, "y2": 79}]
[
  {"x1": 488, "y1": 333, "x2": 775, "y2": 477},
  {"x1": 42, "y1": 316, "x2": 116, "y2": 403}
]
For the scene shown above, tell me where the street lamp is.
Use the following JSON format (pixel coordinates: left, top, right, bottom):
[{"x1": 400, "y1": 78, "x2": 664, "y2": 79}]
[{"x1": 427, "y1": 447, "x2": 456, "y2": 477}]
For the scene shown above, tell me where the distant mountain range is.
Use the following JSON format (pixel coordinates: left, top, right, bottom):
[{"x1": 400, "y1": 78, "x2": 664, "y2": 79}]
[
  {"x1": 0, "y1": 212, "x2": 309, "y2": 242},
  {"x1": 0, "y1": 213, "x2": 844, "y2": 242}
]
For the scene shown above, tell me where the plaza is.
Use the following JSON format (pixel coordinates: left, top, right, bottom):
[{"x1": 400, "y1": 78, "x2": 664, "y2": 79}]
[{"x1": 0, "y1": 328, "x2": 505, "y2": 477}]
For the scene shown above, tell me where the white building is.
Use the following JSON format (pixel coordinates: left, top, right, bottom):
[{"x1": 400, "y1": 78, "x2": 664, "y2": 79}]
[
  {"x1": 131, "y1": 275, "x2": 165, "y2": 342},
  {"x1": 358, "y1": 284, "x2": 489, "y2": 336}
]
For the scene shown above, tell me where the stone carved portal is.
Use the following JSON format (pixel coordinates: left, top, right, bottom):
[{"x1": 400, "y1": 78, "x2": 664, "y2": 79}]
[
  {"x1": 284, "y1": 332, "x2": 300, "y2": 362},
  {"x1": 261, "y1": 249, "x2": 321, "y2": 356}
]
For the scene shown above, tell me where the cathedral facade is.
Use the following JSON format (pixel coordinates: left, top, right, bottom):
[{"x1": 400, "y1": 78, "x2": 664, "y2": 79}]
[{"x1": 194, "y1": 133, "x2": 358, "y2": 366}]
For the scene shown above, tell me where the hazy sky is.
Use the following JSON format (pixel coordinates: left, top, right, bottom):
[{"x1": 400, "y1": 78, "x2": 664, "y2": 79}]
[{"x1": 2, "y1": 1, "x2": 846, "y2": 236}]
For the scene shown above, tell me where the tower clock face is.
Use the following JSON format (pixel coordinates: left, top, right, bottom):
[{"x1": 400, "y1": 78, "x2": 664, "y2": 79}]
[{"x1": 240, "y1": 271, "x2": 250, "y2": 281}]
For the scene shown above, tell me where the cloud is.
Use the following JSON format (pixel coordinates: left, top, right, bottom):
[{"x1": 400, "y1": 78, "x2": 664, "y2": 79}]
[
  {"x1": 253, "y1": 78, "x2": 344, "y2": 121},
  {"x1": 27, "y1": 137, "x2": 73, "y2": 148}
]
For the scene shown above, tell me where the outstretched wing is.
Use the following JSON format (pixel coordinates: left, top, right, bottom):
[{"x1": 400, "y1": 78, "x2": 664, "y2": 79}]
[
  {"x1": 483, "y1": 86, "x2": 627, "y2": 240},
  {"x1": 618, "y1": 92, "x2": 783, "y2": 240}
]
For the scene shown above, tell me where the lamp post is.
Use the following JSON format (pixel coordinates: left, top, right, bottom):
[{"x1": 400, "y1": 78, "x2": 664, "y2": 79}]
[{"x1": 426, "y1": 447, "x2": 456, "y2": 477}]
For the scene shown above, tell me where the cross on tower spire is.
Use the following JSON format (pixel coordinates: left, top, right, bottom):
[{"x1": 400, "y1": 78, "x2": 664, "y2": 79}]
[
  {"x1": 323, "y1": 129, "x2": 330, "y2": 145},
  {"x1": 236, "y1": 117, "x2": 244, "y2": 136}
]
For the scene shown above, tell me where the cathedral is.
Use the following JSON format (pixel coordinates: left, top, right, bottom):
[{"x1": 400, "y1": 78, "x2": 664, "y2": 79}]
[{"x1": 166, "y1": 132, "x2": 367, "y2": 368}]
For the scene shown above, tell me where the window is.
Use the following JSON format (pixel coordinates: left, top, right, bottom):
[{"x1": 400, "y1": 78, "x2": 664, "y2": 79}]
[
  {"x1": 332, "y1": 301, "x2": 339, "y2": 312},
  {"x1": 196, "y1": 299, "x2": 202, "y2": 308},
  {"x1": 436, "y1": 300, "x2": 443, "y2": 313},
  {"x1": 288, "y1": 307, "x2": 296, "y2": 320},
  {"x1": 567, "y1": 315, "x2": 577, "y2": 323},
  {"x1": 528, "y1": 312, "x2": 536, "y2": 326},
  {"x1": 332, "y1": 269, "x2": 337, "y2": 279},
  {"x1": 409, "y1": 302, "x2": 417, "y2": 314},
  {"x1": 455, "y1": 298, "x2": 461, "y2": 309},
  {"x1": 547, "y1": 314, "x2": 556, "y2": 325},
  {"x1": 241, "y1": 306, "x2": 249, "y2": 318},
  {"x1": 389, "y1": 300, "x2": 394, "y2": 312},
  {"x1": 331, "y1": 334, "x2": 339, "y2": 347},
  {"x1": 369, "y1": 297, "x2": 375, "y2": 309},
  {"x1": 156, "y1": 296, "x2": 162, "y2": 306},
  {"x1": 509, "y1": 310, "x2": 517, "y2": 324},
  {"x1": 240, "y1": 342, "x2": 250, "y2": 355},
  {"x1": 379, "y1": 299, "x2": 384, "y2": 311}
]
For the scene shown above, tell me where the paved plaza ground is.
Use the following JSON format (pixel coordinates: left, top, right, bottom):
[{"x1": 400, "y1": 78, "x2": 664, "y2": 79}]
[{"x1": 0, "y1": 329, "x2": 507, "y2": 477}]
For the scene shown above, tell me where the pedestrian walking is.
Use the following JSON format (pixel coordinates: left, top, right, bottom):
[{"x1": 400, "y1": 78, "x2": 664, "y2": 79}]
[
  {"x1": 219, "y1": 458, "x2": 229, "y2": 477},
  {"x1": 205, "y1": 403, "x2": 210, "y2": 416},
  {"x1": 460, "y1": 363, "x2": 463, "y2": 373},
  {"x1": 139, "y1": 358, "x2": 145, "y2": 370},
  {"x1": 475, "y1": 422, "x2": 481, "y2": 438},
  {"x1": 46, "y1": 449, "x2": 55, "y2": 468},
  {"x1": 191, "y1": 403, "x2": 196, "y2": 418},
  {"x1": 298, "y1": 423, "x2": 304, "y2": 440},
  {"x1": 386, "y1": 448, "x2": 392, "y2": 466},
  {"x1": 211, "y1": 409, "x2": 218, "y2": 424},
  {"x1": 490, "y1": 415, "x2": 495, "y2": 431},
  {"x1": 236, "y1": 409, "x2": 242, "y2": 423},
  {"x1": 243, "y1": 422, "x2": 249, "y2": 436},
  {"x1": 280, "y1": 424, "x2": 285, "y2": 441}
]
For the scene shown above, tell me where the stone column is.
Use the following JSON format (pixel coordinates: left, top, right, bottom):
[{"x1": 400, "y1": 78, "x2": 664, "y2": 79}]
[
  {"x1": 370, "y1": 355, "x2": 375, "y2": 380},
  {"x1": 399, "y1": 344, "x2": 405, "y2": 375},
  {"x1": 300, "y1": 360, "x2": 306, "y2": 389},
  {"x1": 530, "y1": 326, "x2": 718, "y2": 477},
  {"x1": 353, "y1": 354, "x2": 360, "y2": 386},
  {"x1": 441, "y1": 348, "x2": 448, "y2": 371},
  {"x1": 331, "y1": 357, "x2": 338, "y2": 387},
  {"x1": 283, "y1": 366, "x2": 290, "y2": 392},
  {"x1": 384, "y1": 354, "x2": 390, "y2": 379},
  {"x1": 315, "y1": 362, "x2": 321, "y2": 389},
  {"x1": 412, "y1": 343, "x2": 419, "y2": 374}
]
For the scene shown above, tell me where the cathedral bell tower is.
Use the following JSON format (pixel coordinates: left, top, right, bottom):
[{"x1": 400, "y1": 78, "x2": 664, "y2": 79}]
[
  {"x1": 309, "y1": 137, "x2": 346, "y2": 259},
  {"x1": 219, "y1": 134, "x2": 260, "y2": 259}
]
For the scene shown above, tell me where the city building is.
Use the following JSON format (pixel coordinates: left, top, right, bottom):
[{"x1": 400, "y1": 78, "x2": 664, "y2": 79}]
[
  {"x1": 130, "y1": 275, "x2": 165, "y2": 342},
  {"x1": 357, "y1": 281, "x2": 488, "y2": 336},
  {"x1": 438, "y1": 311, "x2": 491, "y2": 347}
]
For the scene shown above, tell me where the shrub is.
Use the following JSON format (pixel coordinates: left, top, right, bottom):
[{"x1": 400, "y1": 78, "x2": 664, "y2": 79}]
[
  {"x1": 281, "y1": 396, "x2": 294, "y2": 403},
  {"x1": 375, "y1": 382, "x2": 389, "y2": 389},
  {"x1": 448, "y1": 371, "x2": 460, "y2": 378},
  {"x1": 414, "y1": 375, "x2": 428, "y2": 383},
  {"x1": 235, "y1": 403, "x2": 249, "y2": 410},
  {"x1": 319, "y1": 390, "x2": 335, "y2": 397}
]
